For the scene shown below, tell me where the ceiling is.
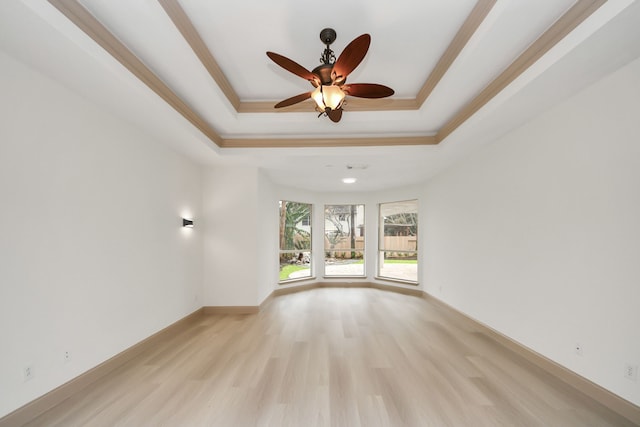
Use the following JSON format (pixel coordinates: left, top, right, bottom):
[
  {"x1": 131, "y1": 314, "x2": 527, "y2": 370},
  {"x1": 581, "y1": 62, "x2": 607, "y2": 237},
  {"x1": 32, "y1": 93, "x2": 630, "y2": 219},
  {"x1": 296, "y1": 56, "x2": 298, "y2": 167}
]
[{"x1": 1, "y1": 0, "x2": 640, "y2": 191}]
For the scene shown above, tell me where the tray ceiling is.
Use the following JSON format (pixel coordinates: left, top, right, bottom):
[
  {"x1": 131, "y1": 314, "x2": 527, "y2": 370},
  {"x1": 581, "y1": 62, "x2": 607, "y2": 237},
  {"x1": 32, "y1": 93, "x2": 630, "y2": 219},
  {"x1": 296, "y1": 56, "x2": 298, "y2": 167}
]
[{"x1": 2, "y1": 0, "x2": 639, "y2": 190}]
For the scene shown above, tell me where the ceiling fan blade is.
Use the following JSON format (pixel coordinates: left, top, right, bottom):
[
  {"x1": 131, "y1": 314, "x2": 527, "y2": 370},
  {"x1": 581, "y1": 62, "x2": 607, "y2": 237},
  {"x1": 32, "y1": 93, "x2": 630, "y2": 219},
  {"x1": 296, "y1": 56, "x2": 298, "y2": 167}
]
[
  {"x1": 266, "y1": 52, "x2": 319, "y2": 85},
  {"x1": 274, "y1": 92, "x2": 312, "y2": 108},
  {"x1": 343, "y1": 83, "x2": 394, "y2": 98},
  {"x1": 327, "y1": 108, "x2": 343, "y2": 123},
  {"x1": 331, "y1": 34, "x2": 371, "y2": 83}
]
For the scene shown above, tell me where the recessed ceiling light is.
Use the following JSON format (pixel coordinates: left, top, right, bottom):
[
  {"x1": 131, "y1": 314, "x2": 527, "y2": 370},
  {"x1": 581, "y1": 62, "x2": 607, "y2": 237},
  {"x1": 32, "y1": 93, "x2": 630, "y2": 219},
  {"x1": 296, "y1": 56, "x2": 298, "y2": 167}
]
[{"x1": 342, "y1": 177, "x2": 357, "y2": 184}]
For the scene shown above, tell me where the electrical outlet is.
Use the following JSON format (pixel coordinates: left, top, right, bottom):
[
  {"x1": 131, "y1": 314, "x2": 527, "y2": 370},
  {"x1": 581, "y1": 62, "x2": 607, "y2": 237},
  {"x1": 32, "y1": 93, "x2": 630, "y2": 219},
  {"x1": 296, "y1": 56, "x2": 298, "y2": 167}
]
[
  {"x1": 23, "y1": 365, "x2": 34, "y2": 382},
  {"x1": 624, "y1": 364, "x2": 638, "y2": 381},
  {"x1": 575, "y1": 343, "x2": 583, "y2": 356},
  {"x1": 64, "y1": 351, "x2": 72, "y2": 363}
]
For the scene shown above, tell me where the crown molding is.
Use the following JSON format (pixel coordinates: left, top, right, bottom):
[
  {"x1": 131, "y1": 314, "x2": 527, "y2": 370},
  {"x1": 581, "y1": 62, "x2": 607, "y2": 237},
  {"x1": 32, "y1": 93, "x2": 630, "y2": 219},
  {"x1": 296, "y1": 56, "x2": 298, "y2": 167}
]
[{"x1": 46, "y1": 0, "x2": 606, "y2": 148}]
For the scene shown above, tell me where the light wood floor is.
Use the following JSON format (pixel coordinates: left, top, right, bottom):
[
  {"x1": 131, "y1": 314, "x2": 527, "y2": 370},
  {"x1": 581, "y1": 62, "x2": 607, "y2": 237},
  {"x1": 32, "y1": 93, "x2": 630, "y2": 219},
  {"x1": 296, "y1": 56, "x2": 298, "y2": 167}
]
[{"x1": 25, "y1": 288, "x2": 635, "y2": 426}]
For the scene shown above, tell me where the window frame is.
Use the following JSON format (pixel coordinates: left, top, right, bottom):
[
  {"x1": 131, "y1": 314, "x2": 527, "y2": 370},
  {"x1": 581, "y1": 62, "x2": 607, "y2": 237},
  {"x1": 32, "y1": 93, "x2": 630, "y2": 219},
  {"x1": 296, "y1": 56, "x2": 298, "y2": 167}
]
[
  {"x1": 377, "y1": 199, "x2": 418, "y2": 284},
  {"x1": 323, "y1": 204, "x2": 365, "y2": 278},
  {"x1": 278, "y1": 200, "x2": 313, "y2": 283}
]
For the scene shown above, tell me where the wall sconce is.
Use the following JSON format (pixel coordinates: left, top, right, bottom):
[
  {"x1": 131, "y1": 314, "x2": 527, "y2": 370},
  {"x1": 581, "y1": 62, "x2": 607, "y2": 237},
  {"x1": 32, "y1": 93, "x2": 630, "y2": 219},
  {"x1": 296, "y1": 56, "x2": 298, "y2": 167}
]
[{"x1": 182, "y1": 218, "x2": 194, "y2": 228}]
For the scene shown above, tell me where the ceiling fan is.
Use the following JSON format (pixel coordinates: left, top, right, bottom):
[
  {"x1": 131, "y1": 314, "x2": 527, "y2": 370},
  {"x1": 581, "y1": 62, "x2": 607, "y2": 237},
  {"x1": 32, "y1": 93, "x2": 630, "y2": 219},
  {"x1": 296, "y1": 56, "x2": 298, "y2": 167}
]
[{"x1": 266, "y1": 28, "x2": 394, "y2": 123}]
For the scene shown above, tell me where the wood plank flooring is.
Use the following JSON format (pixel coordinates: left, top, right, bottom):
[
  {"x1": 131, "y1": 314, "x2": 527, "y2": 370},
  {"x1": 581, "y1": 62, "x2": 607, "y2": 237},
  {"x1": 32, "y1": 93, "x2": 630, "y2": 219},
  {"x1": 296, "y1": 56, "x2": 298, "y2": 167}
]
[{"x1": 24, "y1": 288, "x2": 635, "y2": 426}]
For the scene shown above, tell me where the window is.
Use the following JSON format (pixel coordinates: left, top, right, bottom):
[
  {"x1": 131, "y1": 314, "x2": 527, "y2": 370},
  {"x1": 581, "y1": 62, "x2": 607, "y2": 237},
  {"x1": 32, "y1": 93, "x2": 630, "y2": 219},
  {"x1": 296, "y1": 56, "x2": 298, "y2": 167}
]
[
  {"x1": 378, "y1": 200, "x2": 418, "y2": 283},
  {"x1": 324, "y1": 204, "x2": 365, "y2": 277},
  {"x1": 279, "y1": 200, "x2": 312, "y2": 282}
]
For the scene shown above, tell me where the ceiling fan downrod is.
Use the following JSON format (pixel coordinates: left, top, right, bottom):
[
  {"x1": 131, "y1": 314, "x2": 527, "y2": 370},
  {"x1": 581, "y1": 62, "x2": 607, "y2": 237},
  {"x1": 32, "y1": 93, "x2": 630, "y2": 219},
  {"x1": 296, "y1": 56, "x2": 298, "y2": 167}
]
[{"x1": 319, "y1": 28, "x2": 337, "y2": 65}]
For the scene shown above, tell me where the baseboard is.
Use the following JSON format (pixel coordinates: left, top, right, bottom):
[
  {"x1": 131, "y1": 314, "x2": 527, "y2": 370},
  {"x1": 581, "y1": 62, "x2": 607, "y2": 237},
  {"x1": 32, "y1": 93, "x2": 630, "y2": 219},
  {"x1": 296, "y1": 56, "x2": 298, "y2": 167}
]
[
  {"x1": 0, "y1": 308, "x2": 204, "y2": 427},
  {"x1": 273, "y1": 282, "x2": 318, "y2": 296},
  {"x1": 258, "y1": 292, "x2": 275, "y2": 310},
  {"x1": 422, "y1": 292, "x2": 640, "y2": 425},
  {"x1": 273, "y1": 281, "x2": 424, "y2": 297},
  {"x1": 203, "y1": 306, "x2": 259, "y2": 314},
  {"x1": 370, "y1": 281, "x2": 423, "y2": 297}
]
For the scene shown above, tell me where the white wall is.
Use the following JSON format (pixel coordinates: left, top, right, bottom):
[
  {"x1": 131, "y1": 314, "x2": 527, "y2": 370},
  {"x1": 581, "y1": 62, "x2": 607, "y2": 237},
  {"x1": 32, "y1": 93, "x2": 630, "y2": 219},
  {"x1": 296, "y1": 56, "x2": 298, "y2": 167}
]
[
  {"x1": 201, "y1": 167, "x2": 279, "y2": 307},
  {"x1": 423, "y1": 56, "x2": 640, "y2": 405},
  {"x1": 0, "y1": 52, "x2": 203, "y2": 417},
  {"x1": 202, "y1": 166, "x2": 261, "y2": 306},
  {"x1": 256, "y1": 170, "x2": 279, "y2": 304}
]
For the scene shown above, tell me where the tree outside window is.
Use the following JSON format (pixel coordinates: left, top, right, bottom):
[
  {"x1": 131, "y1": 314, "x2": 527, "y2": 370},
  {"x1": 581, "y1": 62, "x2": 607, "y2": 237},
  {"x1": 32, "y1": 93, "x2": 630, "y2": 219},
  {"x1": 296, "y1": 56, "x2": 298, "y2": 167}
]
[
  {"x1": 279, "y1": 200, "x2": 312, "y2": 282},
  {"x1": 324, "y1": 204, "x2": 365, "y2": 277}
]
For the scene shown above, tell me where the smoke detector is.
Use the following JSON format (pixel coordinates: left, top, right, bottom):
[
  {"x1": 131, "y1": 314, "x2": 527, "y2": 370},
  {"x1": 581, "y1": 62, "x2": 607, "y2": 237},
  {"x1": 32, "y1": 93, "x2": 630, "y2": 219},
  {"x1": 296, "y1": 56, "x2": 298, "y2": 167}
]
[{"x1": 346, "y1": 164, "x2": 369, "y2": 170}]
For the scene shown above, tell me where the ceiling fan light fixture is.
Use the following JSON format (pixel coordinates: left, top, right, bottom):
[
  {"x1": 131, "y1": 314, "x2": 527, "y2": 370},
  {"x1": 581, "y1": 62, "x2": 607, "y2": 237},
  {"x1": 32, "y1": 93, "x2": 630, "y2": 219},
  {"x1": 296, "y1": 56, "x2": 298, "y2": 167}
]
[{"x1": 312, "y1": 85, "x2": 345, "y2": 112}]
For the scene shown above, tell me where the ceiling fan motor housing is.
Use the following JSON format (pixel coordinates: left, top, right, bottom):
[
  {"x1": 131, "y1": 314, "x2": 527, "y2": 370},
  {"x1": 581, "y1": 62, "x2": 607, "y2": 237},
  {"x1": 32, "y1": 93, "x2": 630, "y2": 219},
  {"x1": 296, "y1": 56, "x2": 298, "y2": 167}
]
[{"x1": 312, "y1": 63, "x2": 335, "y2": 85}]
